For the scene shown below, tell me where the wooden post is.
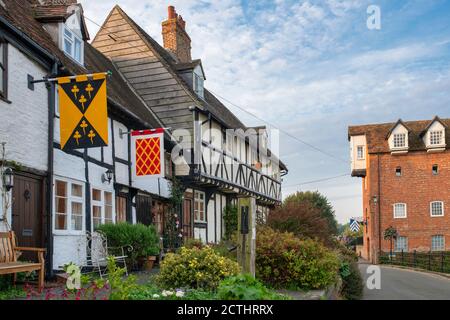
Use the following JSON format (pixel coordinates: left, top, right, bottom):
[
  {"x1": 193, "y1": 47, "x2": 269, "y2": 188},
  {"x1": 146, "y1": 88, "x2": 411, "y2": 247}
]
[{"x1": 237, "y1": 197, "x2": 256, "y2": 277}]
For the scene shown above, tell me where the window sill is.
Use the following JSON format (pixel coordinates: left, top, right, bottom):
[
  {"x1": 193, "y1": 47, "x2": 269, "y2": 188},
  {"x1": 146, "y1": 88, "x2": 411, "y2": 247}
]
[
  {"x1": 53, "y1": 230, "x2": 86, "y2": 236},
  {"x1": 430, "y1": 215, "x2": 444, "y2": 218}
]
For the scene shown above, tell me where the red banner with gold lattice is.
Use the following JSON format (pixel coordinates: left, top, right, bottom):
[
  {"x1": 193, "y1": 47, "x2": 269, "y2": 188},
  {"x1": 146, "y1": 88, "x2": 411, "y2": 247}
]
[{"x1": 131, "y1": 129, "x2": 165, "y2": 180}]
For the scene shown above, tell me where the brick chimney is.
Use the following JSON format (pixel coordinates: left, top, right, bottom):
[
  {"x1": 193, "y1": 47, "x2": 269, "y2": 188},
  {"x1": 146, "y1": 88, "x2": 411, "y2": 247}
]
[{"x1": 162, "y1": 6, "x2": 192, "y2": 63}]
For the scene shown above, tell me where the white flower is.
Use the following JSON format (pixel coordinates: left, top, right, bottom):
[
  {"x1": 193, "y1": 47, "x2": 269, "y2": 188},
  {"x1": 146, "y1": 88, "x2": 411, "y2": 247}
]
[
  {"x1": 175, "y1": 290, "x2": 185, "y2": 298},
  {"x1": 152, "y1": 294, "x2": 160, "y2": 299},
  {"x1": 162, "y1": 290, "x2": 174, "y2": 297}
]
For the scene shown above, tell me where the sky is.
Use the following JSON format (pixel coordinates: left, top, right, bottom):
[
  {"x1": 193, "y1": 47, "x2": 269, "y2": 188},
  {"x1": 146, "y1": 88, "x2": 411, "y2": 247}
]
[{"x1": 79, "y1": 0, "x2": 450, "y2": 224}]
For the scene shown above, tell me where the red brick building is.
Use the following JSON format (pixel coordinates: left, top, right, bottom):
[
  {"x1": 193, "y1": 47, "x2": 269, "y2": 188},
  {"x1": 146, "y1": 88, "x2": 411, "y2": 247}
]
[{"x1": 348, "y1": 116, "x2": 450, "y2": 263}]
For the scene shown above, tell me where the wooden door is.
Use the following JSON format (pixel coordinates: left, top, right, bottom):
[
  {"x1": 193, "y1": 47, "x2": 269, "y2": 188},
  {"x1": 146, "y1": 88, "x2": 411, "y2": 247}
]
[
  {"x1": 183, "y1": 199, "x2": 193, "y2": 240},
  {"x1": 135, "y1": 195, "x2": 152, "y2": 226},
  {"x1": 11, "y1": 174, "x2": 43, "y2": 261}
]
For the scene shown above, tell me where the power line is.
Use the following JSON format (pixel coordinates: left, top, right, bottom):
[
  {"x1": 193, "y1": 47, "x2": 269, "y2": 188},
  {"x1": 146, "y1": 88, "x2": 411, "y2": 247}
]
[
  {"x1": 207, "y1": 92, "x2": 350, "y2": 165},
  {"x1": 84, "y1": 14, "x2": 349, "y2": 165},
  {"x1": 282, "y1": 173, "x2": 349, "y2": 188}
]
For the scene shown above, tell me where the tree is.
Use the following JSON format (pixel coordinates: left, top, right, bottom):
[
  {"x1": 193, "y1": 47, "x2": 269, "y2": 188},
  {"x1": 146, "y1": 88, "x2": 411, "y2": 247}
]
[
  {"x1": 267, "y1": 201, "x2": 333, "y2": 245},
  {"x1": 383, "y1": 226, "x2": 398, "y2": 259},
  {"x1": 284, "y1": 191, "x2": 338, "y2": 235}
]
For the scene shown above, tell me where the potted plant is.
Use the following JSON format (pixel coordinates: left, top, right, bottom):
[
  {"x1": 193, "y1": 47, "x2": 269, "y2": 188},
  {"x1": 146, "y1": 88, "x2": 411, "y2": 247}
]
[{"x1": 143, "y1": 244, "x2": 160, "y2": 271}]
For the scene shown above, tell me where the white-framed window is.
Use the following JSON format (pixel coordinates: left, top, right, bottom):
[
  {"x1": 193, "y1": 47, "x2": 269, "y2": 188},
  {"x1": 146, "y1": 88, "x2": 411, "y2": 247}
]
[
  {"x1": 54, "y1": 178, "x2": 84, "y2": 232},
  {"x1": 62, "y1": 26, "x2": 83, "y2": 64},
  {"x1": 393, "y1": 203, "x2": 407, "y2": 218},
  {"x1": 393, "y1": 133, "x2": 406, "y2": 148},
  {"x1": 395, "y1": 236, "x2": 408, "y2": 252},
  {"x1": 193, "y1": 73, "x2": 204, "y2": 98},
  {"x1": 357, "y1": 145, "x2": 365, "y2": 160},
  {"x1": 429, "y1": 130, "x2": 444, "y2": 145},
  {"x1": 91, "y1": 188, "x2": 114, "y2": 230},
  {"x1": 194, "y1": 191, "x2": 206, "y2": 223},
  {"x1": 430, "y1": 201, "x2": 444, "y2": 217},
  {"x1": 431, "y1": 235, "x2": 445, "y2": 251}
]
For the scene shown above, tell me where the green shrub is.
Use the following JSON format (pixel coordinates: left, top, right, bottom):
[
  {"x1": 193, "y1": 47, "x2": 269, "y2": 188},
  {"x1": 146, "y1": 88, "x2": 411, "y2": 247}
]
[
  {"x1": 183, "y1": 238, "x2": 204, "y2": 249},
  {"x1": 218, "y1": 274, "x2": 289, "y2": 300},
  {"x1": 210, "y1": 241, "x2": 237, "y2": 261},
  {"x1": 96, "y1": 223, "x2": 160, "y2": 267},
  {"x1": 158, "y1": 246, "x2": 240, "y2": 290},
  {"x1": 339, "y1": 261, "x2": 363, "y2": 300},
  {"x1": 105, "y1": 257, "x2": 139, "y2": 300},
  {"x1": 256, "y1": 227, "x2": 340, "y2": 290}
]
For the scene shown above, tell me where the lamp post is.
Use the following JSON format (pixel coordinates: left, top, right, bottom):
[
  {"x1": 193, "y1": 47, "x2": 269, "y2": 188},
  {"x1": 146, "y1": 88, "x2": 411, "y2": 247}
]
[{"x1": 2, "y1": 167, "x2": 14, "y2": 191}]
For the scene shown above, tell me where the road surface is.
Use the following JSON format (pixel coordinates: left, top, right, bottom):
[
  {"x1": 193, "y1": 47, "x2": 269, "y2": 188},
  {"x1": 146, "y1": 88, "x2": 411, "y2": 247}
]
[{"x1": 358, "y1": 262, "x2": 450, "y2": 300}]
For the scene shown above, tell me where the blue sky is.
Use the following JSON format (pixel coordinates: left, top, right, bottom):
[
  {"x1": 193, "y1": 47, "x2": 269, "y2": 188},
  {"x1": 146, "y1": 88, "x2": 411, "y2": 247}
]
[{"x1": 80, "y1": 0, "x2": 450, "y2": 224}]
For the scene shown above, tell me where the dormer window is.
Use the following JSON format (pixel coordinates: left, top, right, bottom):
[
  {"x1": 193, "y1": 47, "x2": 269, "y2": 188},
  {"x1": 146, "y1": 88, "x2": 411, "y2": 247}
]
[
  {"x1": 430, "y1": 130, "x2": 443, "y2": 146},
  {"x1": 393, "y1": 133, "x2": 406, "y2": 148},
  {"x1": 63, "y1": 26, "x2": 83, "y2": 64}
]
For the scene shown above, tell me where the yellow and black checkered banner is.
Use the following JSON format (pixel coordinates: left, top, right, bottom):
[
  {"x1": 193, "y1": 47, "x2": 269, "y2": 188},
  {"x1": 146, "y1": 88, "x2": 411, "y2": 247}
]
[{"x1": 58, "y1": 73, "x2": 108, "y2": 150}]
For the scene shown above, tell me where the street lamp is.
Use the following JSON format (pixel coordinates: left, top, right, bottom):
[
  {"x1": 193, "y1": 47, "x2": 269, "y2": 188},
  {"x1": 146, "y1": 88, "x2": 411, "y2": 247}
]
[{"x1": 2, "y1": 167, "x2": 13, "y2": 191}]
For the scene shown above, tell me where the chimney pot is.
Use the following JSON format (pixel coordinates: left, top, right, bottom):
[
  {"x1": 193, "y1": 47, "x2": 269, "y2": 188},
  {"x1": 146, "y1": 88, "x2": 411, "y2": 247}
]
[{"x1": 168, "y1": 6, "x2": 176, "y2": 19}]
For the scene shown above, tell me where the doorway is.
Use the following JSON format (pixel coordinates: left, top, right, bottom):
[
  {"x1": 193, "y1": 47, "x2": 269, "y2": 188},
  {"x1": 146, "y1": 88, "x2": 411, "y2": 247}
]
[{"x1": 11, "y1": 173, "x2": 44, "y2": 261}]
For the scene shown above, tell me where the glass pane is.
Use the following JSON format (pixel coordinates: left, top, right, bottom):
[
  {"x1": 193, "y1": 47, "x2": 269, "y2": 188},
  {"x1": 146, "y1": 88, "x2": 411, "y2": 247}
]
[
  {"x1": 0, "y1": 43, "x2": 3, "y2": 62},
  {"x1": 105, "y1": 205, "x2": 112, "y2": 220},
  {"x1": 105, "y1": 219, "x2": 113, "y2": 225},
  {"x1": 56, "y1": 180, "x2": 67, "y2": 197},
  {"x1": 0, "y1": 69, "x2": 3, "y2": 91},
  {"x1": 105, "y1": 192, "x2": 112, "y2": 205},
  {"x1": 92, "y1": 189, "x2": 102, "y2": 201},
  {"x1": 71, "y1": 215, "x2": 83, "y2": 231},
  {"x1": 71, "y1": 202, "x2": 82, "y2": 215},
  {"x1": 64, "y1": 38, "x2": 72, "y2": 55},
  {"x1": 64, "y1": 28, "x2": 73, "y2": 38},
  {"x1": 55, "y1": 214, "x2": 67, "y2": 230},
  {"x1": 93, "y1": 218, "x2": 101, "y2": 229},
  {"x1": 56, "y1": 197, "x2": 67, "y2": 214},
  {"x1": 74, "y1": 39, "x2": 81, "y2": 62},
  {"x1": 71, "y1": 184, "x2": 83, "y2": 197},
  {"x1": 93, "y1": 205, "x2": 102, "y2": 219}
]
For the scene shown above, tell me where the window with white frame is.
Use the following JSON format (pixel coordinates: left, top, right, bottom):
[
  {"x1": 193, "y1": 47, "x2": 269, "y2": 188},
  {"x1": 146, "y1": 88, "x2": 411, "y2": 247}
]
[
  {"x1": 431, "y1": 235, "x2": 445, "y2": 251},
  {"x1": 429, "y1": 131, "x2": 443, "y2": 146},
  {"x1": 393, "y1": 133, "x2": 406, "y2": 148},
  {"x1": 91, "y1": 188, "x2": 114, "y2": 229},
  {"x1": 395, "y1": 236, "x2": 408, "y2": 252},
  {"x1": 430, "y1": 201, "x2": 444, "y2": 217},
  {"x1": 54, "y1": 179, "x2": 84, "y2": 232},
  {"x1": 357, "y1": 146, "x2": 364, "y2": 160},
  {"x1": 193, "y1": 73, "x2": 204, "y2": 98},
  {"x1": 393, "y1": 203, "x2": 407, "y2": 218},
  {"x1": 194, "y1": 191, "x2": 205, "y2": 223},
  {"x1": 63, "y1": 26, "x2": 83, "y2": 64}
]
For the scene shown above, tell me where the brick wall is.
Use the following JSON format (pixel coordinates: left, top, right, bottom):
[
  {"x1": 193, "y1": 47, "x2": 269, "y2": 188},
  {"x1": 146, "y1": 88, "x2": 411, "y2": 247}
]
[{"x1": 363, "y1": 150, "x2": 450, "y2": 263}]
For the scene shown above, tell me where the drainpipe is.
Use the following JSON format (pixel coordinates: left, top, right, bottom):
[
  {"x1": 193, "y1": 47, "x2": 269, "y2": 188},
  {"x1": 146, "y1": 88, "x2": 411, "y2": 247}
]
[
  {"x1": 46, "y1": 62, "x2": 58, "y2": 278},
  {"x1": 377, "y1": 154, "x2": 382, "y2": 264}
]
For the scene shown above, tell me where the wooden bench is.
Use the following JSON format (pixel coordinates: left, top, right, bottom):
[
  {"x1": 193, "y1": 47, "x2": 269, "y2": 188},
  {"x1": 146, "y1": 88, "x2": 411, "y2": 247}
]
[{"x1": 0, "y1": 231, "x2": 45, "y2": 290}]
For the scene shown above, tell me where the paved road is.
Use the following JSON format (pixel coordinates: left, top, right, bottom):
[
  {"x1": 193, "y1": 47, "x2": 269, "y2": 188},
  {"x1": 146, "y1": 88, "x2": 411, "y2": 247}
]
[{"x1": 358, "y1": 263, "x2": 450, "y2": 300}]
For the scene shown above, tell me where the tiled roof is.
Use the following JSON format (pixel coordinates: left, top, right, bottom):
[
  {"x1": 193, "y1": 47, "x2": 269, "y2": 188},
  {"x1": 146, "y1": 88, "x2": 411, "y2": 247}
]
[{"x1": 348, "y1": 117, "x2": 450, "y2": 153}]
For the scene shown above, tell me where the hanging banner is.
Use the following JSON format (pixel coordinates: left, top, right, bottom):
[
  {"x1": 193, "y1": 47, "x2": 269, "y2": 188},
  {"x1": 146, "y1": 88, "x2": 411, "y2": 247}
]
[
  {"x1": 58, "y1": 73, "x2": 108, "y2": 150},
  {"x1": 131, "y1": 129, "x2": 165, "y2": 180}
]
